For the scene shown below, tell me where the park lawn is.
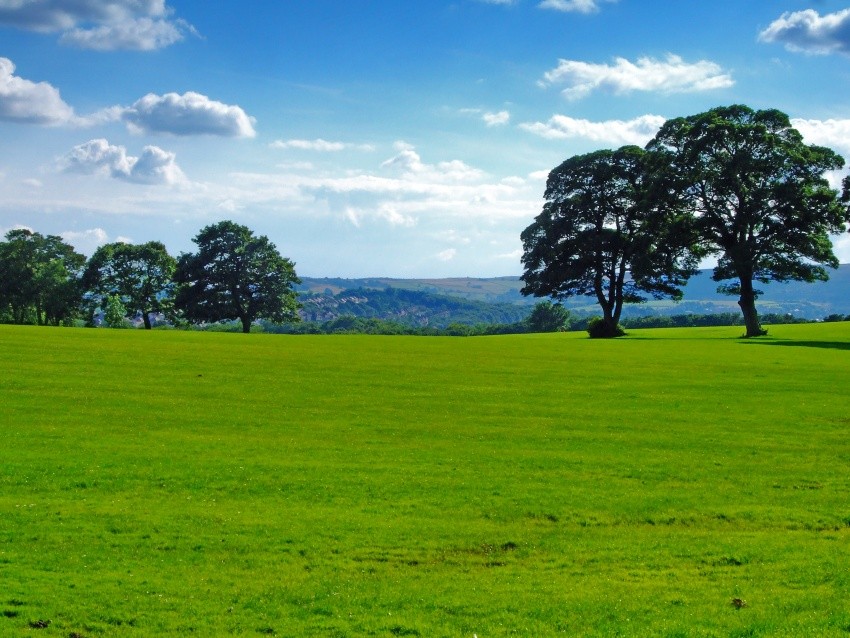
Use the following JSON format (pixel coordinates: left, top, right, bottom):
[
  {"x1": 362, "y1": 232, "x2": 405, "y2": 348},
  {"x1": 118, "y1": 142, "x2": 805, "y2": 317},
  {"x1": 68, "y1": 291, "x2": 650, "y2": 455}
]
[{"x1": 0, "y1": 323, "x2": 849, "y2": 636}]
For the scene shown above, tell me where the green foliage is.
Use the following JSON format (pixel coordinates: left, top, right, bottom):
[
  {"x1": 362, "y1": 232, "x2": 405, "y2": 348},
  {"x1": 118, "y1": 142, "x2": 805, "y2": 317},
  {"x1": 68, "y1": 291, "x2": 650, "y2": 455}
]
[
  {"x1": 526, "y1": 300, "x2": 571, "y2": 332},
  {"x1": 521, "y1": 145, "x2": 700, "y2": 329},
  {"x1": 83, "y1": 241, "x2": 177, "y2": 329},
  {"x1": 648, "y1": 104, "x2": 850, "y2": 336},
  {"x1": 2, "y1": 324, "x2": 850, "y2": 636},
  {"x1": 0, "y1": 229, "x2": 85, "y2": 325},
  {"x1": 586, "y1": 316, "x2": 625, "y2": 338},
  {"x1": 103, "y1": 294, "x2": 130, "y2": 328},
  {"x1": 175, "y1": 221, "x2": 301, "y2": 333}
]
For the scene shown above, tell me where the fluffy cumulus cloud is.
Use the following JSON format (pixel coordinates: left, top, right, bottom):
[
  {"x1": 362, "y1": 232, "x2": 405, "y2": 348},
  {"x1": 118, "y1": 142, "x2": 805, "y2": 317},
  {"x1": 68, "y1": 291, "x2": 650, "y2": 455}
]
[
  {"x1": 541, "y1": 54, "x2": 734, "y2": 100},
  {"x1": 0, "y1": 61, "x2": 252, "y2": 137},
  {"x1": 380, "y1": 142, "x2": 485, "y2": 182},
  {"x1": 61, "y1": 138, "x2": 186, "y2": 185},
  {"x1": 0, "y1": 0, "x2": 195, "y2": 51},
  {"x1": 538, "y1": 0, "x2": 616, "y2": 13},
  {"x1": 270, "y1": 138, "x2": 375, "y2": 152},
  {"x1": 759, "y1": 9, "x2": 850, "y2": 56},
  {"x1": 0, "y1": 57, "x2": 76, "y2": 125},
  {"x1": 60, "y1": 227, "x2": 109, "y2": 253},
  {"x1": 520, "y1": 113, "x2": 667, "y2": 145},
  {"x1": 791, "y1": 118, "x2": 850, "y2": 157},
  {"x1": 120, "y1": 92, "x2": 256, "y2": 137}
]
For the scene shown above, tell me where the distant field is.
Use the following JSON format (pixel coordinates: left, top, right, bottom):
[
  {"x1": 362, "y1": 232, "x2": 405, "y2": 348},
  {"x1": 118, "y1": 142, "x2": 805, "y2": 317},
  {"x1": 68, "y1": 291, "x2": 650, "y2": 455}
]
[{"x1": 1, "y1": 324, "x2": 849, "y2": 636}]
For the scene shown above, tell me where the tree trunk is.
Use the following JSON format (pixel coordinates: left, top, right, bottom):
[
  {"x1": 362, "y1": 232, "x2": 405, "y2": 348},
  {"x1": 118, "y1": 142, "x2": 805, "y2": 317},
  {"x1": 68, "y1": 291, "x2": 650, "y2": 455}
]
[
  {"x1": 240, "y1": 316, "x2": 252, "y2": 333},
  {"x1": 738, "y1": 277, "x2": 766, "y2": 337},
  {"x1": 142, "y1": 311, "x2": 152, "y2": 330}
]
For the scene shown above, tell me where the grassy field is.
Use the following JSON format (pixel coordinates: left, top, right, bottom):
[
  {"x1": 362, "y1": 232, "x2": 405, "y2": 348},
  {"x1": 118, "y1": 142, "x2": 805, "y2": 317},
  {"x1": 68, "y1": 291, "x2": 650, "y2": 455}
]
[{"x1": 1, "y1": 323, "x2": 849, "y2": 637}]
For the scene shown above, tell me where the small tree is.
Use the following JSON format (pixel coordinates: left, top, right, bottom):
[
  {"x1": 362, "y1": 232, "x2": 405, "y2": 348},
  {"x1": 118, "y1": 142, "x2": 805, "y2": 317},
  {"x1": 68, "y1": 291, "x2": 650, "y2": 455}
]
[
  {"x1": 103, "y1": 294, "x2": 129, "y2": 328},
  {"x1": 175, "y1": 221, "x2": 301, "y2": 333},
  {"x1": 526, "y1": 301, "x2": 571, "y2": 332},
  {"x1": 648, "y1": 105, "x2": 849, "y2": 337},
  {"x1": 83, "y1": 241, "x2": 176, "y2": 329},
  {"x1": 521, "y1": 146, "x2": 699, "y2": 338}
]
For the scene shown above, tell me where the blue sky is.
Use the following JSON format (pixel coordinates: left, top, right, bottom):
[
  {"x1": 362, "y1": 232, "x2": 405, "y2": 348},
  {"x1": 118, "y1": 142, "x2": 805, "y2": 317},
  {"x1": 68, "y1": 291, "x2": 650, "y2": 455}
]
[{"x1": 2, "y1": 0, "x2": 850, "y2": 277}]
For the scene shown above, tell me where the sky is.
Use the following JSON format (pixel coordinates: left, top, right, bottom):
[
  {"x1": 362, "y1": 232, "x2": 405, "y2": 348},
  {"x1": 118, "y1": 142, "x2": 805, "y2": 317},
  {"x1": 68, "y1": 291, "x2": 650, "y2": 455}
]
[{"x1": 2, "y1": 0, "x2": 850, "y2": 278}]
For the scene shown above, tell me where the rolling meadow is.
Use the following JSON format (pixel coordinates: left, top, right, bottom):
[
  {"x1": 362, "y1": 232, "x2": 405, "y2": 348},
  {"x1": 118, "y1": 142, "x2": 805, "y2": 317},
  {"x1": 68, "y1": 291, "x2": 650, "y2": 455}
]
[{"x1": 1, "y1": 323, "x2": 849, "y2": 636}]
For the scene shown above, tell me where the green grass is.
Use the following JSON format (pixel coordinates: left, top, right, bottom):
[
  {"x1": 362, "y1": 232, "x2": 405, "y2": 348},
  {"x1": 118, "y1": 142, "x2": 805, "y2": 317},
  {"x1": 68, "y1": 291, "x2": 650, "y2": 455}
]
[{"x1": 1, "y1": 323, "x2": 849, "y2": 636}]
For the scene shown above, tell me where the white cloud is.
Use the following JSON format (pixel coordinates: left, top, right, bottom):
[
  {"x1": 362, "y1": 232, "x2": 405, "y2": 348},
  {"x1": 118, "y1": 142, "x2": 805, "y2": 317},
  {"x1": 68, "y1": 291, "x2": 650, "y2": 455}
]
[
  {"x1": 834, "y1": 234, "x2": 850, "y2": 264},
  {"x1": 0, "y1": 61, "x2": 249, "y2": 137},
  {"x1": 0, "y1": 57, "x2": 76, "y2": 125},
  {"x1": 213, "y1": 143, "x2": 538, "y2": 231},
  {"x1": 381, "y1": 144, "x2": 486, "y2": 182},
  {"x1": 791, "y1": 118, "x2": 850, "y2": 157},
  {"x1": 60, "y1": 228, "x2": 109, "y2": 255},
  {"x1": 540, "y1": 54, "x2": 734, "y2": 100},
  {"x1": 0, "y1": 0, "x2": 195, "y2": 51},
  {"x1": 436, "y1": 248, "x2": 457, "y2": 262},
  {"x1": 270, "y1": 138, "x2": 375, "y2": 152},
  {"x1": 21, "y1": 178, "x2": 42, "y2": 188},
  {"x1": 60, "y1": 16, "x2": 190, "y2": 51},
  {"x1": 120, "y1": 92, "x2": 256, "y2": 137},
  {"x1": 1, "y1": 223, "x2": 34, "y2": 236},
  {"x1": 501, "y1": 176, "x2": 526, "y2": 187},
  {"x1": 496, "y1": 248, "x2": 523, "y2": 260},
  {"x1": 61, "y1": 138, "x2": 186, "y2": 185},
  {"x1": 759, "y1": 9, "x2": 850, "y2": 56},
  {"x1": 483, "y1": 110, "x2": 510, "y2": 126},
  {"x1": 460, "y1": 108, "x2": 511, "y2": 127},
  {"x1": 538, "y1": 0, "x2": 616, "y2": 14},
  {"x1": 520, "y1": 113, "x2": 667, "y2": 145}
]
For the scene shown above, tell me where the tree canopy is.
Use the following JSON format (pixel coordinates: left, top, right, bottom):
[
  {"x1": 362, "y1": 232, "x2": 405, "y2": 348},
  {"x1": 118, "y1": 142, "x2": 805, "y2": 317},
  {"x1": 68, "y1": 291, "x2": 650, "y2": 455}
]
[
  {"x1": 520, "y1": 145, "x2": 699, "y2": 337},
  {"x1": 0, "y1": 229, "x2": 85, "y2": 326},
  {"x1": 647, "y1": 105, "x2": 850, "y2": 336},
  {"x1": 82, "y1": 241, "x2": 177, "y2": 329},
  {"x1": 526, "y1": 300, "x2": 571, "y2": 333},
  {"x1": 175, "y1": 221, "x2": 301, "y2": 333}
]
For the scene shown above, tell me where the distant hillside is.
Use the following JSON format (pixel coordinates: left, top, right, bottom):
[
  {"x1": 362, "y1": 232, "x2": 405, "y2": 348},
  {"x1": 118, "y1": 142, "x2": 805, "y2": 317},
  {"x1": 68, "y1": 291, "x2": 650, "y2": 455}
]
[
  {"x1": 299, "y1": 276, "x2": 528, "y2": 305},
  {"x1": 299, "y1": 264, "x2": 850, "y2": 321},
  {"x1": 297, "y1": 286, "x2": 530, "y2": 329}
]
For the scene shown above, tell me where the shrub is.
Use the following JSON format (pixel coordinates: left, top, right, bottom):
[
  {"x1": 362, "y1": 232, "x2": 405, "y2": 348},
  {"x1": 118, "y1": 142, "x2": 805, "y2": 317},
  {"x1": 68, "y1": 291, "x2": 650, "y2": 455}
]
[{"x1": 586, "y1": 317, "x2": 625, "y2": 339}]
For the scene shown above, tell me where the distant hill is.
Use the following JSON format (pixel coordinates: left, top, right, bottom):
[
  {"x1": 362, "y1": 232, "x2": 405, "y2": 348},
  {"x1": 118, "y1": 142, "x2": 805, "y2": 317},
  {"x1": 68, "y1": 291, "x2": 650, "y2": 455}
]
[
  {"x1": 299, "y1": 264, "x2": 850, "y2": 321},
  {"x1": 296, "y1": 286, "x2": 530, "y2": 329}
]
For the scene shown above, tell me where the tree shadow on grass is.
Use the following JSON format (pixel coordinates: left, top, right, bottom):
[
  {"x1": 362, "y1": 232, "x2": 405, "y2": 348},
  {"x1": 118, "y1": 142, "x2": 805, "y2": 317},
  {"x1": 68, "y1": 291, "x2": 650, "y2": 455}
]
[{"x1": 739, "y1": 339, "x2": 850, "y2": 351}]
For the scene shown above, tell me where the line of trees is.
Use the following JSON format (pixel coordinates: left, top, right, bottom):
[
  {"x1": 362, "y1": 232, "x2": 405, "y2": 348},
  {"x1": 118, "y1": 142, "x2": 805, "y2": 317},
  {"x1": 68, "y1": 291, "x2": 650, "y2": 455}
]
[
  {"x1": 521, "y1": 104, "x2": 850, "y2": 337},
  {"x1": 0, "y1": 221, "x2": 301, "y2": 333}
]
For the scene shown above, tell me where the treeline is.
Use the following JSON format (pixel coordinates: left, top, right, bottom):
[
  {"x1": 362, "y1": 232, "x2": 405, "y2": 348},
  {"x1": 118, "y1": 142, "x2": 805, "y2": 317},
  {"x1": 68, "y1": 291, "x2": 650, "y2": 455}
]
[
  {"x1": 0, "y1": 221, "x2": 300, "y2": 333},
  {"x1": 178, "y1": 309, "x2": 834, "y2": 336}
]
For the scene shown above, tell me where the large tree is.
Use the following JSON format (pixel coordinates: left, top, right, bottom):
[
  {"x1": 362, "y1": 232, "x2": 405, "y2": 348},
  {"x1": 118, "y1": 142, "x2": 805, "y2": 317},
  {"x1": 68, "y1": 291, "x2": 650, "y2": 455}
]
[
  {"x1": 648, "y1": 105, "x2": 849, "y2": 337},
  {"x1": 0, "y1": 229, "x2": 85, "y2": 325},
  {"x1": 83, "y1": 241, "x2": 177, "y2": 329},
  {"x1": 175, "y1": 221, "x2": 301, "y2": 333},
  {"x1": 521, "y1": 146, "x2": 699, "y2": 337}
]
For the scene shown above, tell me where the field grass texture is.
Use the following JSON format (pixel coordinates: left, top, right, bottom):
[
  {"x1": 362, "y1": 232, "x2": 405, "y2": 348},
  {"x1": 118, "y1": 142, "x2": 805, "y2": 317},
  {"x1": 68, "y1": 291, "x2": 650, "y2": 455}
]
[{"x1": 1, "y1": 324, "x2": 849, "y2": 636}]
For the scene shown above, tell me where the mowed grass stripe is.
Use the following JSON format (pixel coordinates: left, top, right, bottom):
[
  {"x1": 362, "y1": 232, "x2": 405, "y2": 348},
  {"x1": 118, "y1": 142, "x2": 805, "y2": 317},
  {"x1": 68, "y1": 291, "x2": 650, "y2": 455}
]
[{"x1": 1, "y1": 324, "x2": 849, "y2": 636}]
